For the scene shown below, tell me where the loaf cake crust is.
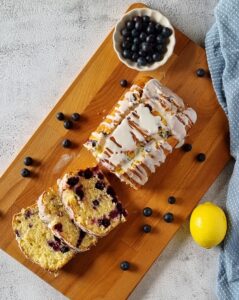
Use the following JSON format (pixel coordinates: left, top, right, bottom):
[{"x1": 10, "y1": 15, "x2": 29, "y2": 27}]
[
  {"x1": 12, "y1": 204, "x2": 75, "y2": 272},
  {"x1": 84, "y1": 76, "x2": 197, "y2": 189},
  {"x1": 57, "y1": 166, "x2": 127, "y2": 237},
  {"x1": 37, "y1": 188, "x2": 97, "y2": 252}
]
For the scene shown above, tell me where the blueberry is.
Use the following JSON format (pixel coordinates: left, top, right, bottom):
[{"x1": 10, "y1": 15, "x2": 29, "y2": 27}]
[
  {"x1": 124, "y1": 36, "x2": 133, "y2": 43},
  {"x1": 60, "y1": 245, "x2": 70, "y2": 253},
  {"x1": 126, "y1": 20, "x2": 134, "y2": 30},
  {"x1": 142, "y1": 15, "x2": 150, "y2": 23},
  {"x1": 137, "y1": 57, "x2": 147, "y2": 66},
  {"x1": 143, "y1": 207, "x2": 153, "y2": 217},
  {"x1": 131, "y1": 29, "x2": 140, "y2": 37},
  {"x1": 133, "y1": 37, "x2": 140, "y2": 45},
  {"x1": 162, "y1": 27, "x2": 173, "y2": 37},
  {"x1": 71, "y1": 113, "x2": 80, "y2": 121},
  {"x1": 139, "y1": 32, "x2": 147, "y2": 41},
  {"x1": 163, "y1": 212, "x2": 174, "y2": 223},
  {"x1": 120, "y1": 79, "x2": 128, "y2": 87},
  {"x1": 122, "y1": 49, "x2": 132, "y2": 59},
  {"x1": 120, "y1": 261, "x2": 130, "y2": 271},
  {"x1": 146, "y1": 34, "x2": 155, "y2": 43},
  {"x1": 75, "y1": 186, "x2": 84, "y2": 200},
  {"x1": 155, "y1": 23, "x2": 163, "y2": 33},
  {"x1": 107, "y1": 186, "x2": 116, "y2": 197},
  {"x1": 67, "y1": 176, "x2": 79, "y2": 187},
  {"x1": 143, "y1": 224, "x2": 152, "y2": 233},
  {"x1": 156, "y1": 35, "x2": 165, "y2": 44},
  {"x1": 138, "y1": 50, "x2": 147, "y2": 57},
  {"x1": 121, "y1": 40, "x2": 131, "y2": 49},
  {"x1": 132, "y1": 52, "x2": 139, "y2": 62},
  {"x1": 141, "y1": 42, "x2": 152, "y2": 53},
  {"x1": 135, "y1": 21, "x2": 143, "y2": 31},
  {"x1": 196, "y1": 153, "x2": 206, "y2": 162},
  {"x1": 182, "y1": 143, "x2": 192, "y2": 152},
  {"x1": 168, "y1": 196, "x2": 176, "y2": 204},
  {"x1": 156, "y1": 44, "x2": 166, "y2": 53},
  {"x1": 133, "y1": 16, "x2": 142, "y2": 23},
  {"x1": 21, "y1": 168, "x2": 30, "y2": 177},
  {"x1": 53, "y1": 223, "x2": 63, "y2": 232},
  {"x1": 99, "y1": 218, "x2": 110, "y2": 228},
  {"x1": 131, "y1": 43, "x2": 139, "y2": 52},
  {"x1": 196, "y1": 68, "x2": 206, "y2": 77},
  {"x1": 146, "y1": 55, "x2": 153, "y2": 63},
  {"x1": 95, "y1": 181, "x2": 105, "y2": 190},
  {"x1": 121, "y1": 28, "x2": 130, "y2": 37},
  {"x1": 147, "y1": 24, "x2": 155, "y2": 34},
  {"x1": 92, "y1": 199, "x2": 100, "y2": 207},
  {"x1": 152, "y1": 52, "x2": 162, "y2": 61},
  {"x1": 83, "y1": 168, "x2": 93, "y2": 179},
  {"x1": 64, "y1": 120, "x2": 73, "y2": 129},
  {"x1": 56, "y1": 112, "x2": 64, "y2": 121},
  {"x1": 62, "y1": 139, "x2": 71, "y2": 148},
  {"x1": 24, "y1": 156, "x2": 33, "y2": 166}
]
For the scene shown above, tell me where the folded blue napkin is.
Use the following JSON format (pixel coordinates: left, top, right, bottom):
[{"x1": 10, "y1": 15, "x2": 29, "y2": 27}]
[{"x1": 206, "y1": 0, "x2": 239, "y2": 299}]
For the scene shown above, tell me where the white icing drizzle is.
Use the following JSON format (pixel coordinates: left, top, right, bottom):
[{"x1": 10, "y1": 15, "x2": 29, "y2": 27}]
[{"x1": 87, "y1": 79, "x2": 197, "y2": 187}]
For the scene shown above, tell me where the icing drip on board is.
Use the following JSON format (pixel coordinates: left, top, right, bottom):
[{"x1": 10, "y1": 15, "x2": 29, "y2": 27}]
[{"x1": 85, "y1": 79, "x2": 197, "y2": 187}]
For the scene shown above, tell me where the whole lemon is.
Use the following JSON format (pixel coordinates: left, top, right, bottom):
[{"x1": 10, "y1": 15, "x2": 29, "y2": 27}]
[{"x1": 190, "y1": 202, "x2": 227, "y2": 249}]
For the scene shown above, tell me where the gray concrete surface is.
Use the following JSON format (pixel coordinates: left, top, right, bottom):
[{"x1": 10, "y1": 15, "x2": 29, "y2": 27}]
[{"x1": 1, "y1": 1, "x2": 232, "y2": 299}]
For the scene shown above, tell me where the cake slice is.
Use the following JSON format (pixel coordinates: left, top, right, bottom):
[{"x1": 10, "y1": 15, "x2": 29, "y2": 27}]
[
  {"x1": 37, "y1": 188, "x2": 97, "y2": 252},
  {"x1": 12, "y1": 204, "x2": 75, "y2": 272},
  {"x1": 84, "y1": 76, "x2": 197, "y2": 189},
  {"x1": 57, "y1": 166, "x2": 127, "y2": 237}
]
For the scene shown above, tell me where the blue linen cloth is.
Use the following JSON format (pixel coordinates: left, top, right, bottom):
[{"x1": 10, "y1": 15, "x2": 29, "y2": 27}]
[{"x1": 205, "y1": 0, "x2": 239, "y2": 299}]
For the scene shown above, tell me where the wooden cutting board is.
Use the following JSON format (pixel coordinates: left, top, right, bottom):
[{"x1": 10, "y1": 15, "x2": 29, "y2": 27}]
[{"x1": 0, "y1": 2, "x2": 230, "y2": 299}]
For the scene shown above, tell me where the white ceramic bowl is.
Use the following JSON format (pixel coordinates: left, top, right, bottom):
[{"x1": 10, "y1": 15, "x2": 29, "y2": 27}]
[{"x1": 113, "y1": 8, "x2": 176, "y2": 71}]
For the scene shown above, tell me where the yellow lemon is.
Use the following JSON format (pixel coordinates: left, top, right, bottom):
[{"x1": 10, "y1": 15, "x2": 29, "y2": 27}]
[{"x1": 190, "y1": 202, "x2": 227, "y2": 249}]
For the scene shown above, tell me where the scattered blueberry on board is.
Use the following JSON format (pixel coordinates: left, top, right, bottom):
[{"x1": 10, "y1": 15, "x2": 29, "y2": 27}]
[
  {"x1": 120, "y1": 15, "x2": 172, "y2": 66},
  {"x1": 20, "y1": 168, "x2": 31, "y2": 178},
  {"x1": 196, "y1": 68, "x2": 206, "y2": 77},
  {"x1": 64, "y1": 120, "x2": 73, "y2": 130},
  {"x1": 56, "y1": 112, "x2": 65, "y2": 121},
  {"x1": 71, "y1": 113, "x2": 80, "y2": 121},
  {"x1": 196, "y1": 153, "x2": 206, "y2": 162},
  {"x1": 168, "y1": 196, "x2": 176, "y2": 204},
  {"x1": 182, "y1": 143, "x2": 192, "y2": 152},
  {"x1": 120, "y1": 79, "x2": 128, "y2": 87},
  {"x1": 163, "y1": 212, "x2": 174, "y2": 223},
  {"x1": 62, "y1": 139, "x2": 72, "y2": 148},
  {"x1": 143, "y1": 207, "x2": 153, "y2": 217},
  {"x1": 120, "y1": 261, "x2": 130, "y2": 271},
  {"x1": 23, "y1": 156, "x2": 33, "y2": 166},
  {"x1": 143, "y1": 224, "x2": 152, "y2": 233}
]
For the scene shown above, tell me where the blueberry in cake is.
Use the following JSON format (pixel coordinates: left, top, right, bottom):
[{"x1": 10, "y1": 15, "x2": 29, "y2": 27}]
[
  {"x1": 37, "y1": 188, "x2": 97, "y2": 252},
  {"x1": 84, "y1": 76, "x2": 197, "y2": 189},
  {"x1": 57, "y1": 166, "x2": 127, "y2": 237},
  {"x1": 12, "y1": 204, "x2": 75, "y2": 272}
]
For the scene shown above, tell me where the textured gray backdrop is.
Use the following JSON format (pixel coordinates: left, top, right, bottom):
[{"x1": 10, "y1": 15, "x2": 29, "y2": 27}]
[{"x1": 1, "y1": 1, "x2": 233, "y2": 299}]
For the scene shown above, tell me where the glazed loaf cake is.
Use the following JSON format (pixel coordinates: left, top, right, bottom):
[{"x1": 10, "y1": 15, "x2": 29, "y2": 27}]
[
  {"x1": 57, "y1": 166, "x2": 127, "y2": 237},
  {"x1": 12, "y1": 204, "x2": 75, "y2": 272},
  {"x1": 37, "y1": 188, "x2": 97, "y2": 252},
  {"x1": 84, "y1": 76, "x2": 197, "y2": 189}
]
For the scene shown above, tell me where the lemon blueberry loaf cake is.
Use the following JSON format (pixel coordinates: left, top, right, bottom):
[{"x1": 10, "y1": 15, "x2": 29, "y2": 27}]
[
  {"x1": 57, "y1": 166, "x2": 127, "y2": 237},
  {"x1": 37, "y1": 188, "x2": 97, "y2": 252},
  {"x1": 12, "y1": 204, "x2": 75, "y2": 272},
  {"x1": 84, "y1": 76, "x2": 197, "y2": 189}
]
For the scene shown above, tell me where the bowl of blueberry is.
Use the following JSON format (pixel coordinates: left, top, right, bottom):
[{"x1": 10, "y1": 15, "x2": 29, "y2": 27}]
[{"x1": 113, "y1": 8, "x2": 175, "y2": 71}]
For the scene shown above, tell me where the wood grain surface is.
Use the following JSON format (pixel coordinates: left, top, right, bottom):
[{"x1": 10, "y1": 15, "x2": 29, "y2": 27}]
[{"x1": 0, "y1": 3, "x2": 230, "y2": 299}]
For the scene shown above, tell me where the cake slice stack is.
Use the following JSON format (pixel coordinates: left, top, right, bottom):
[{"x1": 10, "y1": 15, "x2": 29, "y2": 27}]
[{"x1": 12, "y1": 166, "x2": 126, "y2": 273}]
